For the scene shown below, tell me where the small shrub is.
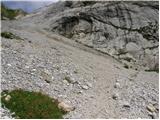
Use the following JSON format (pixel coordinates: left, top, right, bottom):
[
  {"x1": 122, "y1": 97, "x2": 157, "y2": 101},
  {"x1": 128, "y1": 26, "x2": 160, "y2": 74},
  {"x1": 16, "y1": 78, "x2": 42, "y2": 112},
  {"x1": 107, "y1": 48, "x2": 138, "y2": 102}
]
[
  {"x1": 1, "y1": 32, "x2": 22, "y2": 40},
  {"x1": 1, "y1": 90, "x2": 66, "y2": 119},
  {"x1": 1, "y1": 32, "x2": 14, "y2": 39}
]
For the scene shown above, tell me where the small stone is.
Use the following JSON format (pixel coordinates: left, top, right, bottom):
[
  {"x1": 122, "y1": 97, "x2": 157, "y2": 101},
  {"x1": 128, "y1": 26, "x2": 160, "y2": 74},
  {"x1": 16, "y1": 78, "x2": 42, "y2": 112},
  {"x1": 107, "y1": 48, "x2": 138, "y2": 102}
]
[
  {"x1": 64, "y1": 76, "x2": 72, "y2": 83},
  {"x1": 7, "y1": 64, "x2": 11, "y2": 67},
  {"x1": 123, "y1": 101, "x2": 130, "y2": 108},
  {"x1": 148, "y1": 112, "x2": 156, "y2": 119},
  {"x1": 112, "y1": 93, "x2": 119, "y2": 100},
  {"x1": 78, "y1": 90, "x2": 83, "y2": 94},
  {"x1": 63, "y1": 80, "x2": 68, "y2": 84},
  {"x1": 51, "y1": 76, "x2": 54, "y2": 80},
  {"x1": 147, "y1": 104, "x2": 156, "y2": 112},
  {"x1": 63, "y1": 80, "x2": 70, "y2": 86},
  {"x1": 116, "y1": 79, "x2": 120, "y2": 82},
  {"x1": 90, "y1": 95, "x2": 94, "y2": 98},
  {"x1": 32, "y1": 69, "x2": 36, "y2": 72},
  {"x1": 86, "y1": 82, "x2": 92, "y2": 88},
  {"x1": 41, "y1": 70, "x2": 52, "y2": 83},
  {"x1": 5, "y1": 95, "x2": 11, "y2": 102},
  {"x1": 82, "y1": 85, "x2": 89, "y2": 90},
  {"x1": 1, "y1": 79, "x2": 6, "y2": 84},
  {"x1": 25, "y1": 66, "x2": 29, "y2": 69},
  {"x1": 58, "y1": 102, "x2": 74, "y2": 112},
  {"x1": 75, "y1": 81, "x2": 81, "y2": 85},
  {"x1": 11, "y1": 112, "x2": 15, "y2": 115},
  {"x1": 114, "y1": 82, "x2": 120, "y2": 88}
]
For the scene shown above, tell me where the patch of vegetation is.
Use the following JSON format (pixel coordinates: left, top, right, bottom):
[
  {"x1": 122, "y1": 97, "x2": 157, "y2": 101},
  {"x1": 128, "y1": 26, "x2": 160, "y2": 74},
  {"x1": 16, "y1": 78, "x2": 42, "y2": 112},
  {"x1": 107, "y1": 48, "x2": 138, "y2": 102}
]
[
  {"x1": 1, "y1": 3, "x2": 27, "y2": 20},
  {"x1": 1, "y1": 90, "x2": 66, "y2": 119},
  {"x1": 1, "y1": 32, "x2": 22, "y2": 40}
]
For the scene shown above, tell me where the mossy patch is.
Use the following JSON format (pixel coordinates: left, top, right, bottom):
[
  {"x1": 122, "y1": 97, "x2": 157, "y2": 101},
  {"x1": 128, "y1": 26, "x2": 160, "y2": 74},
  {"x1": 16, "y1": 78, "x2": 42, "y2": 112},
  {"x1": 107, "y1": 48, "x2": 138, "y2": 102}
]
[
  {"x1": 1, "y1": 90, "x2": 66, "y2": 119},
  {"x1": 1, "y1": 32, "x2": 22, "y2": 40}
]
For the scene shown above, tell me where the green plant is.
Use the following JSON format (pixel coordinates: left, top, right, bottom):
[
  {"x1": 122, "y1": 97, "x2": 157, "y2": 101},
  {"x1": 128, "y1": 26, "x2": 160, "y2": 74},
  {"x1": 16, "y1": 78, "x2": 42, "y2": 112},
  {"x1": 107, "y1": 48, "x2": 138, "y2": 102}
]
[
  {"x1": 1, "y1": 90, "x2": 66, "y2": 119},
  {"x1": 1, "y1": 3, "x2": 27, "y2": 20},
  {"x1": 1, "y1": 32, "x2": 22, "y2": 40}
]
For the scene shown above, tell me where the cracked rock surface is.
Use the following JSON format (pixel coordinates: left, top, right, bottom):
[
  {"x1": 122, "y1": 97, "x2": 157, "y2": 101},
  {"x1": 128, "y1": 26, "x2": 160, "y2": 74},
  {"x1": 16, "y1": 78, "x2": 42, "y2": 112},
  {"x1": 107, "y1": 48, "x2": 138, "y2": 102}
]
[{"x1": 31, "y1": 1, "x2": 159, "y2": 71}]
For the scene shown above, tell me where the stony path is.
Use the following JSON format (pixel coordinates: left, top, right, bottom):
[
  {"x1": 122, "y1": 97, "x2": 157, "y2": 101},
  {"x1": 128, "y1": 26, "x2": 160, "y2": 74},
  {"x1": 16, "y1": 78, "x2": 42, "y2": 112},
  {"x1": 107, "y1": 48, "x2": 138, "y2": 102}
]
[{"x1": 1, "y1": 20, "x2": 159, "y2": 119}]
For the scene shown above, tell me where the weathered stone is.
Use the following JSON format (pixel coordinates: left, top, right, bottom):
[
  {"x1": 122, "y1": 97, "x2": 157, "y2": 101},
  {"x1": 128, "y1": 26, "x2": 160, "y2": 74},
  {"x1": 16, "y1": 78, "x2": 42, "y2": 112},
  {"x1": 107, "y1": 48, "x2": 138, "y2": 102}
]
[
  {"x1": 146, "y1": 104, "x2": 156, "y2": 112},
  {"x1": 7, "y1": 64, "x2": 11, "y2": 67},
  {"x1": 122, "y1": 101, "x2": 130, "y2": 108},
  {"x1": 58, "y1": 102, "x2": 74, "y2": 112},
  {"x1": 63, "y1": 80, "x2": 70, "y2": 86},
  {"x1": 82, "y1": 85, "x2": 89, "y2": 90},
  {"x1": 86, "y1": 82, "x2": 92, "y2": 88},
  {"x1": 25, "y1": 66, "x2": 29, "y2": 69},
  {"x1": 148, "y1": 112, "x2": 156, "y2": 119},
  {"x1": 114, "y1": 82, "x2": 120, "y2": 88},
  {"x1": 5, "y1": 95, "x2": 11, "y2": 102},
  {"x1": 112, "y1": 93, "x2": 119, "y2": 100},
  {"x1": 40, "y1": 70, "x2": 52, "y2": 83},
  {"x1": 126, "y1": 42, "x2": 141, "y2": 52}
]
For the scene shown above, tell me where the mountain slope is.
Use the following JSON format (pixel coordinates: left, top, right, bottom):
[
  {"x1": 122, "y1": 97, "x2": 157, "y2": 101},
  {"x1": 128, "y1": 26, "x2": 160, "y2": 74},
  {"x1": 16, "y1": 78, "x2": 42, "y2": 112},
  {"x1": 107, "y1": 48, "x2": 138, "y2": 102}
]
[
  {"x1": 26, "y1": 1, "x2": 159, "y2": 71},
  {"x1": 1, "y1": 1, "x2": 159, "y2": 119},
  {"x1": 1, "y1": 3, "x2": 27, "y2": 20}
]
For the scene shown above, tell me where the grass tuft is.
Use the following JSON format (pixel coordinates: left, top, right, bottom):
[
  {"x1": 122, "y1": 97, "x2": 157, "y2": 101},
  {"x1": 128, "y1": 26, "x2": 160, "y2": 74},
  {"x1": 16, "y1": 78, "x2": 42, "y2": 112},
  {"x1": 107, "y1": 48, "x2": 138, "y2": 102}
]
[
  {"x1": 1, "y1": 90, "x2": 66, "y2": 119},
  {"x1": 1, "y1": 32, "x2": 22, "y2": 40}
]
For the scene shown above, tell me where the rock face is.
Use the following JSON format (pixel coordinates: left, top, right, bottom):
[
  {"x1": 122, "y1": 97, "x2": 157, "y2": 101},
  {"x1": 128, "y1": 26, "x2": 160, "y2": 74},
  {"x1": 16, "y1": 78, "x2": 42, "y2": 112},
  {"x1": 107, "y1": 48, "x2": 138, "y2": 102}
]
[
  {"x1": 38, "y1": 1, "x2": 158, "y2": 71},
  {"x1": 1, "y1": 1, "x2": 159, "y2": 119}
]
